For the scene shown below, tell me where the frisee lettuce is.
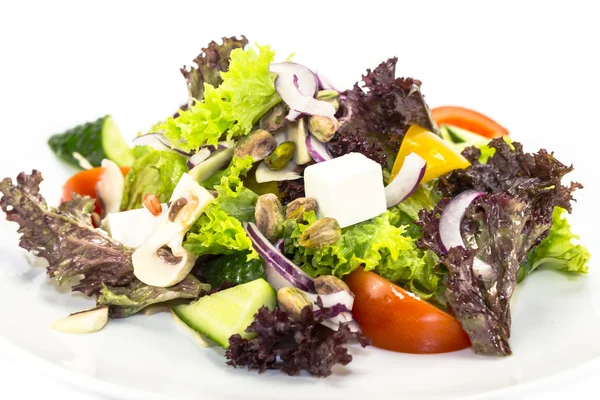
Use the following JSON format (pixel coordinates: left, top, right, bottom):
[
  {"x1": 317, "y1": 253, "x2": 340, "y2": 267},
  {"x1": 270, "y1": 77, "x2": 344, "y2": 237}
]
[
  {"x1": 161, "y1": 45, "x2": 281, "y2": 151},
  {"x1": 184, "y1": 156, "x2": 258, "y2": 258},
  {"x1": 283, "y1": 211, "x2": 442, "y2": 299}
]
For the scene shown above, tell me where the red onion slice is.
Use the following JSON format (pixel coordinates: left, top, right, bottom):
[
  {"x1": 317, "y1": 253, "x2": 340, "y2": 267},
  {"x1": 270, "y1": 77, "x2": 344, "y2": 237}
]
[
  {"x1": 316, "y1": 71, "x2": 340, "y2": 92},
  {"x1": 275, "y1": 73, "x2": 335, "y2": 117},
  {"x1": 306, "y1": 290, "x2": 354, "y2": 310},
  {"x1": 186, "y1": 148, "x2": 211, "y2": 169},
  {"x1": 286, "y1": 110, "x2": 303, "y2": 121},
  {"x1": 244, "y1": 222, "x2": 315, "y2": 292},
  {"x1": 270, "y1": 62, "x2": 318, "y2": 96},
  {"x1": 439, "y1": 190, "x2": 485, "y2": 252},
  {"x1": 132, "y1": 133, "x2": 191, "y2": 156},
  {"x1": 384, "y1": 153, "x2": 427, "y2": 208},
  {"x1": 306, "y1": 133, "x2": 333, "y2": 163},
  {"x1": 199, "y1": 140, "x2": 235, "y2": 152},
  {"x1": 306, "y1": 291, "x2": 358, "y2": 332},
  {"x1": 96, "y1": 159, "x2": 124, "y2": 219}
]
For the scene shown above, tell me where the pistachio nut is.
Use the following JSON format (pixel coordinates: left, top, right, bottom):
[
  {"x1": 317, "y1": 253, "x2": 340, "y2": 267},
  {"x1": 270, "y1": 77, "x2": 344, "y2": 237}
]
[
  {"x1": 260, "y1": 103, "x2": 289, "y2": 132},
  {"x1": 316, "y1": 90, "x2": 340, "y2": 111},
  {"x1": 234, "y1": 129, "x2": 277, "y2": 161},
  {"x1": 314, "y1": 275, "x2": 350, "y2": 295},
  {"x1": 264, "y1": 141, "x2": 296, "y2": 171},
  {"x1": 299, "y1": 217, "x2": 341, "y2": 248},
  {"x1": 285, "y1": 197, "x2": 318, "y2": 221},
  {"x1": 277, "y1": 287, "x2": 312, "y2": 320},
  {"x1": 308, "y1": 116, "x2": 339, "y2": 143},
  {"x1": 255, "y1": 193, "x2": 285, "y2": 241}
]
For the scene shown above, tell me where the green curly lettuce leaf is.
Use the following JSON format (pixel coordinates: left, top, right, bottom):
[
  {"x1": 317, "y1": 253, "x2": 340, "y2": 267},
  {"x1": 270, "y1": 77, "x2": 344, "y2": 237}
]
[
  {"x1": 161, "y1": 44, "x2": 281, "y2": 151},
  {"x1": 520, "y1": 207, "x2": 590, "y2": 281},
  {"x1": 0, "y1": 170, "x2": 134, "y2": 296},
  {"x1": 98, "y1": 275, "x2": 210, "y2": 318},
  {"x1": 201, "y1": 155, "x2": 258, "y2": 222},
  {"x1": 283, "y1": 211, "x2": 441, "y2": 299},
  {"x1": 120, "y1": 146, "x2": 188, "y2": 211},
  {"x1": 184, "y1": 157, "x2": 258, "y2": 258},
  {"x1": 181, "y1": 36, "x2": 249, "y2": 103}
]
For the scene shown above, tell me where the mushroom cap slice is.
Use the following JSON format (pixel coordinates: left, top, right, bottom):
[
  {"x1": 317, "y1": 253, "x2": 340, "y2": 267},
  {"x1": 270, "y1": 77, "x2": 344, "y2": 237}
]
[{"x1": 132, "y1": 173, "x2": 214, "y2": 287}]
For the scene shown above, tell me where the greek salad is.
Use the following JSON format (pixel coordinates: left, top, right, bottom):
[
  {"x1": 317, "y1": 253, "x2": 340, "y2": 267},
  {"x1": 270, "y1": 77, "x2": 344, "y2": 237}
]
[{"x1": 0, "y1": 36, "x2": 591, "y2": 377}]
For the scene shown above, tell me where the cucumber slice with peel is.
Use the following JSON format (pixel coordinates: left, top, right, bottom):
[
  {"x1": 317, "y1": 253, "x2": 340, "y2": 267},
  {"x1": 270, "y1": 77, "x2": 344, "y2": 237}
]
[
  {"x1": 172, "y1": 278, "x2": 276, "y2": 348},
  {"x1": 48, "y1": 115, "x2": 134, "y2": 169}
]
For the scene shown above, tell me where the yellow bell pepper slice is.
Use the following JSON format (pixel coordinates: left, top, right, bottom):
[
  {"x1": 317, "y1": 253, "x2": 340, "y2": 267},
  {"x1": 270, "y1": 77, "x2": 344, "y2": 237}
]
[{"x1": 390, "y1": 125, "x2": 470, "y2": 183}]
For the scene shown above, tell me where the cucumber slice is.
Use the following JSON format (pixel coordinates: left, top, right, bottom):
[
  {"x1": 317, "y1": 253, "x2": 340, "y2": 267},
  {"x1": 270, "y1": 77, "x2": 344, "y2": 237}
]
[
  {"x1": 172, "y1": 278, "x2": 276, "y2": 348},
  {"x1": 441, "y1": 124, "x2": 488, "y2": 145},
  {"x1": 48, "y1": 115, "x2": 134, "y2": 169}
]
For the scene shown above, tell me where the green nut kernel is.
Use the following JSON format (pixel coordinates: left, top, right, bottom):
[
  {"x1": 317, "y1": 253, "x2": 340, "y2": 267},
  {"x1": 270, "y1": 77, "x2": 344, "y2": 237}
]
[
  {"x1": 299, "y1": 217, "x2": 341, "y2": 248},
  {"x1": 264, "y1": 141, "x2": 295, "y2": 171}
]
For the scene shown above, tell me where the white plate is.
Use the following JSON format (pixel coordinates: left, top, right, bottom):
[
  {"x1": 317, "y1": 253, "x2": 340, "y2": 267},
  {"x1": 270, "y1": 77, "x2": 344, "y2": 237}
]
[{"x1": 1, "y1": 1, "x2": 599, "y2": 399}]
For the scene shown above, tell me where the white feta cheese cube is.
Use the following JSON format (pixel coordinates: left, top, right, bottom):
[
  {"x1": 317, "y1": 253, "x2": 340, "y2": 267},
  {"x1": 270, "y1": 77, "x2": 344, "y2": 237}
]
[
  {"x1": 304, "y1": 153, "x2": 386, "y2": 228},
  {"x1": 105, "y1": 205, "x2": 168, "y2": 248}
]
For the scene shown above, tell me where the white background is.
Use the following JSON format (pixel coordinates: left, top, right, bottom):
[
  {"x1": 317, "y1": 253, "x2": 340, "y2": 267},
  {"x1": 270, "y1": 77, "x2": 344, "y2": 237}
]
[{"x1": 1, "y1": 0, "x2": 598, "y2": 399}]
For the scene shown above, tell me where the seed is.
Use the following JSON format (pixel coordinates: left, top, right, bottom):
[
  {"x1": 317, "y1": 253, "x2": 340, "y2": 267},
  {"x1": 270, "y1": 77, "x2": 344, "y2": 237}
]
[
  {"x1": 277, "y1": 287, "x2": 313, "y2": 320},
  {"x1": 264, "y1": 141, "x2": 295, "y2": 171},
  {"x1": 314, "y1": 275, "x2": 350, "y2": 295},
  {"x1": 285, "y1": 197, "x2": 318, "y2": 221},
  {"x1": 299, "y1": 218, "x2": 341, "y2": 248},
  {"x1": 234, "y1": 129, "x2": 277, "y2": 161},
  {"x1": 143, "y1": 194, "x2": 162, "y2": 217},
  {"x1": 255, "y1": 194, "x2": 285, "y2": 241}
]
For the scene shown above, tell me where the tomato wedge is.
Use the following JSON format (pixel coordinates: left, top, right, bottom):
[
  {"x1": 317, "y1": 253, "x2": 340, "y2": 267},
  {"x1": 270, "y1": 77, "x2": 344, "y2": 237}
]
[
  {"x1": 62, "y1": 166, "x2": 129, "y2": 214},
  {"x1": 431, "y1": 106, "x2": 508, "y2": 138},
  {"x1": 345, "y1": 268, "x2": 470, "y2": 354}
]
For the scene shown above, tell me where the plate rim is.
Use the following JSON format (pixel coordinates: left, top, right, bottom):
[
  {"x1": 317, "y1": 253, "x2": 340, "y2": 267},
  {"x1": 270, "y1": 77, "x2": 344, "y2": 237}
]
[{"x1": 1, "y1": 323, "x2": 599, "y2": 400}]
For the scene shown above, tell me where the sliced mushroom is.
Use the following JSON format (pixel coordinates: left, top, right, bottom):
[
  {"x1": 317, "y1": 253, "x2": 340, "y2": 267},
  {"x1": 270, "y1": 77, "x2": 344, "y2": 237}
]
[
  {"x1": 49, "y1": 306, "x2": 109, "y2": 334},
  {"x1": 96, "y1": 159, "x2": 125, "y2": 219},
  {"x1": 132, "y1": 173, "x2": 214, "y2": 287}
]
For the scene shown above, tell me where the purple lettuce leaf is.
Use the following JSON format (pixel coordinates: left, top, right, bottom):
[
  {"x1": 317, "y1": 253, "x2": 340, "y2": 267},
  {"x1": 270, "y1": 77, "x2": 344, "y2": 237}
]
[
  {"x1": 443, "y1": 246, "x2": 511, "y2": 355},
  {"x1": 181, "y1": 35, "x2": 248, "y2": 103},
  {"x1": 417, "y1": 140, "x2": 581, "y2": 355},
  {"x1": 226, "y1": 305, "x2": 369, "y2": 377},
  {"x1": 0, "y1": 170, "x2": 135, "y2": 296},
  {"x1": 327, "y1": 57, "x2": 438, "y2": 168}
]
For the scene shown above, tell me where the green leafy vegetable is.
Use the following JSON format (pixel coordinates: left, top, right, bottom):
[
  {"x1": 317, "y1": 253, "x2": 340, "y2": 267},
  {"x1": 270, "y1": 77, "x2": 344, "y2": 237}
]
[
  {"x1": 120, "y1": 146, "x2": 188, "y2": 211},
  {"x1": 181, "y1": 36, "x2": 248, "y2": 103},
  {"x1": 162, "y1": 45, "x2": 281, "y2": 151},
  {"x1": 200, "y1": 252, "x2": 265, "y2": 287},
  {"x1": 201, "y1": 155, "x2": 258, "y2": 221},
  {"x1": 184, "y1": 157, "x2": 258, "y2": 258},
  {"x1": 0, "y1": 171, "x2": 134, "y2": 296},
  {"x1": 520, "y1": 207, "x2": 590, "y2": 281},
  {"x1": 283, "y1": 211, "x2": 441, "y2": 299},
  {"x1": 98, "y1": 276, "x2": 210, "y2": 318},
  {"x1": 439, "y1": 124, "x2": 507, "y2": 164},
  {"x1": 391, "y1": 180, "x2": 443, "y2": 222}
]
